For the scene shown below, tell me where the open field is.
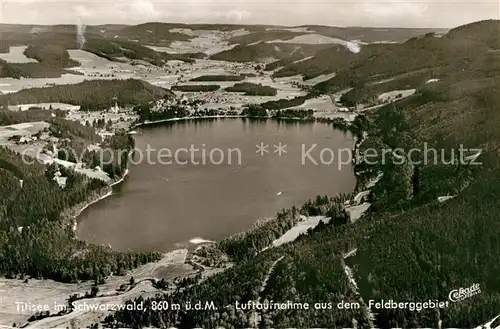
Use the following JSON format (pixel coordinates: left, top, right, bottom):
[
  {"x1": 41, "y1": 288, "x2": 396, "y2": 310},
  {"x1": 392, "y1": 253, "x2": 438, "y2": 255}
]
[
  {"x1": 157, "y1": 59, "x2": 307, "y2": 109},
  {"x1": 0, "y1": 249, "x2": 191, "y2": 327},
  {"x1": 0, "y1": 46, "x2": 38, "y2": 64},
  {"x1": 280, "y1": 94, "x2": 356, "y2": 120},
  {"x1": 0, "y1": 52, "x2": 258, "y2": 96},
  {"x1": 147, "y1": 28, "x2": 247, "y2": 55},
  {"x1": 284, "y1": 95, "x2": 335, "y2": 111},
  {"x1": 1, "y1": 49, "x2": 172, "y2": 93},
  {"x1": 0, "y1": 277, "x2": 94, "y2": 326},
  {"x1": 377, "y1": 88, "x2": 416, "y2": 102},
  {"x1": 8, "y1": 103, "x2": 80, "y2": 111},
  {"x1": 272, "y1": 215, "x2": 329, "y2": 247},
  {"x1": 0, "y1": 121, "x2": 49, "y2": 144},
  {"x1": 0, "y1": 74, "x2": 85, "y2": 94},
  {"x1": 302, "y1": 72, "x2": 337, "y2": 85},
  {"x1": 1, "y1": 47, "x2": 308, "y2": 111}
]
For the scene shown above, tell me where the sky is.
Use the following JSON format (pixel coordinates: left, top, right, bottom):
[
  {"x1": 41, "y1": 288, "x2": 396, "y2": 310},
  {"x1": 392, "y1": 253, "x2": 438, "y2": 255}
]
[{"x1": 0, "y1": 0, "x2": 499, "y2": 28}]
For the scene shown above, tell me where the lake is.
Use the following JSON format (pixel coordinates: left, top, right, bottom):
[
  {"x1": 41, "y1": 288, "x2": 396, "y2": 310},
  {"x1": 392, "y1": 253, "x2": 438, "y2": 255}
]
[{"x1": 77, "y1": 118, "x2": 356, "y2": 252}]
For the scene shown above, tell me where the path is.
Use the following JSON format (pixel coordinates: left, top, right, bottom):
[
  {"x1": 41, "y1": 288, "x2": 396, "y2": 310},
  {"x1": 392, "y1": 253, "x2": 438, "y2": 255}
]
[
  {"x1": 249, "y1": 256, "x2": 285, "y2": 328},
  {"x1": 341, "y1": 249, "x2": 375, "y2": 327}
]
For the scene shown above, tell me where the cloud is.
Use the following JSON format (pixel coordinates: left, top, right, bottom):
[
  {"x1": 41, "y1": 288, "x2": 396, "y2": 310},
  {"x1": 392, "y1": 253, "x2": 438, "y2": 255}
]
[
  {"x1": 73, "y1": 4, "x2": 95, "y2": 19},
  {"x1": 129, "y1": 0, "x2": 161, "y2": 19},
  {"x1": 361, "y1": 1, "x2": 428, "y2": 19},
  {"x1": 216, "y1": 9, "x2": 252, "y2": 22}
]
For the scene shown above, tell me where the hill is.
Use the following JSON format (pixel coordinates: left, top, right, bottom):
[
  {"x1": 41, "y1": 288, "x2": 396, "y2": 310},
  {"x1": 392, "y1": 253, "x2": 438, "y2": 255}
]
[
  {"x1": 1, "y1": 23, "x2": 449, "y2": 72},
  {"x1": 225, "y1": 82, "x2": 278, "y2": 96},
  {"x1": 107, "y1": 20, "x2": 500, "y2": 328},
  {"x1": 227, "y1": 30, "x2": 307, "y2": 45},
  {"x1": 0, "y1": 59, "x2": 24, "y2": 78},
  {"x1": 0, "y1": 43, "x2": 81, "y2": 78},
  {"x1": 302, "y1": 25, "x2": 448, "y2": 43},
  {"x1": 0, "y1": 58, "x2": 78, "y2": 79},
  {"x1": 117, "y1": 23, "x2": 193, "y2": 47},
  {"x1": 0, "y1": 27, "x2": 200, "y2": 75},
  {"x1": 226, "y1": 26, "x2": 448, "y2": 46},
  {"x1": 171, "y1": 85, "x2": 220, "y2": 92},
  {"x1": 446, "y1": 19, "x2": 500, "y2": 48},
  {"x1": 0, "y1": 110, "x2": 161, "y2": 283},
  {"x1": 190, "y1": 74, "x2": 253, "y2": 81},
  {"x1": 273, "y1": 44, "x2": 358, "y2": 79},
  {"x1": 272, "y1": 20, "x2": 499, "y2": 83},
  {"x1": 210, "y1": 42, "x2": 331, "y2": 62},
  {"x1": 0, "y1": 79, "x2": 175, "y2": 110},
  {"x1": 80, "y1": 38, "x2": 201, "y2": 65}
]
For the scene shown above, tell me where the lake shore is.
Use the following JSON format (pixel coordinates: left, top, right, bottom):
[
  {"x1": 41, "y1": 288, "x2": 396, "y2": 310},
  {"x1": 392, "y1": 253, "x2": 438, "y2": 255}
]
[
  {"x1": 76, "y1": 114, "x2": 362, "y2": 250},
  {"x1": 67, "y1": 168, "x2": 130, "y2": 235},
  {"x1": 131, "y1": 114, "x2": 246, "y2": 129},
  {"x1": 9, "y1": 114, "x2": 368, "y2": 328}
]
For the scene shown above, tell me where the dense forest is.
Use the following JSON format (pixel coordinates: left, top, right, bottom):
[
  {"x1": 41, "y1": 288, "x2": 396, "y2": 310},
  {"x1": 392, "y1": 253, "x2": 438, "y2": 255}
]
[
  {"x1": 0, "y1": 44, "x2": 80, "y2": 78},
  {"x1": 0, "y1": 107, "x2": 130, "y2": 179},
  {"x1": 190, "y1": 74, "x2": 253, "y2": 82},
  {"x1": 0, "y1": 79, "x2": 175, "y2": 111},
  {"x1": 0, "y1": 58, "x2": 75, "y2": 79},
  {"x1": 171, "y1": 85, "x2": 220, "y2": 92},
  {"x1": 106, "y1": 20, "x2": 500, "y2": 328},
  {"x1": 133, "y1": 103, "x2": 190, "y2": 122},
  {"x1": 23, "y1": 45, "x2": 80, "y2": 68},
  {"x1": 0, "y1": 27, "x2": 201, "y2": 74},
  {"x1": 0, "y1": 59, "x2": 26, "y2": 79},
  {"x1": 309, "y1": 20, "x2": 500, "y2": 93},
  {"x1": 107, "y1": 194, "x2": 358, "y2": 328},
  {"x1": 239, "y1": 95, "x2": 313, "y2": 117},
  {"x1": 82, "y1": 38, "x2": 202, "y2": 66},
  {"x1": 109, "y1": 91, "x2": 500, "y2": 328},
  {"x1": 272, "y1": 109, "x2": 315, "y2": 120},
  {"x1": 0, "y1": 108, "x2": 161, "y2": 282},
  {"x1": 209, "y1": 42, "x2": 330, "y2": 63},
  {"x1": 0, "y1": 146, "x2": 161, "y2": 282},
  {"x1": 225, "y1": 82, "x2": 277, "y2": 96},
  {"x1": 259, "y1": 94, "x2": 316, "y2": 110}
]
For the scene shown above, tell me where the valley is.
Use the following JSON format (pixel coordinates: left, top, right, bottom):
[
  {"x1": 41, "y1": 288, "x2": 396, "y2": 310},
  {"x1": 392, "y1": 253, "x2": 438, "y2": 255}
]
[{"x1": 0, "y1": 18, "x2": 499, "y2": 329}]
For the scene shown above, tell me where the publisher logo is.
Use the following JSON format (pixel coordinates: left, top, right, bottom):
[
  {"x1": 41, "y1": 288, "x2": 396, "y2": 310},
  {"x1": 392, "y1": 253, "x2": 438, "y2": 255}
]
[{"x1": 448, "y1": 283, "x2": 481, "y2": 302}]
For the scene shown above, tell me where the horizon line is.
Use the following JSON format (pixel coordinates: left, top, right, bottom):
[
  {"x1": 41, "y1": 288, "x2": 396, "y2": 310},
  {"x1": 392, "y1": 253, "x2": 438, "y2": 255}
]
[{"x1": 3, "y1": 20, "x2": 488, "y2": 30}]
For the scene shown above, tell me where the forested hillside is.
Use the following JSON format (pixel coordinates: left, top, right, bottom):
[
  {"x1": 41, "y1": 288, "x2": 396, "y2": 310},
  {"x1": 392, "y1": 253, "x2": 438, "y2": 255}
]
[
  {"x1": 0, "y1": 59, "x2": 24, "y2": 78},
  {"x1": 273, "y1": 20, "x2": 500, "y2": 85},
  {"x1": 225, "y1": 83, "x2": 277, "y2": 96},
  {"x1": 23, "y1": 45, "x2": 79, "y2": 68},
  {"x1": 301, "y1": 25, "x2": 448, "y2": 43},
  {"x1": 0, "y1": 22, "x2": 446, "y2": 78},
  {"x1": 0, "y1": 142, "x2": 160, "y2": 282},
  {"x1": 0, "y1": 79, "x2": 175, "y2": 110},
  {"x1": 210, "y1": 43, "x2": 330, "y2": 63},
  {"x1": 108, "y1": 19, "x2": 500, "y2": 328},
  {"x1": 0, "y1": 27, "x2": 200, "y2": 78},
  {"x1": 0, "y1": 90, "x2": 163, "y2": 282}
]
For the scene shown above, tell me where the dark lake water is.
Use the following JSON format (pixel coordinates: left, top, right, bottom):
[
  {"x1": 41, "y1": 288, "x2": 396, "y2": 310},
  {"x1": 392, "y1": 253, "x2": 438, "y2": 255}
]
[{"x1": 77, "y1": 118, "x2": 356, "y2": 252}]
